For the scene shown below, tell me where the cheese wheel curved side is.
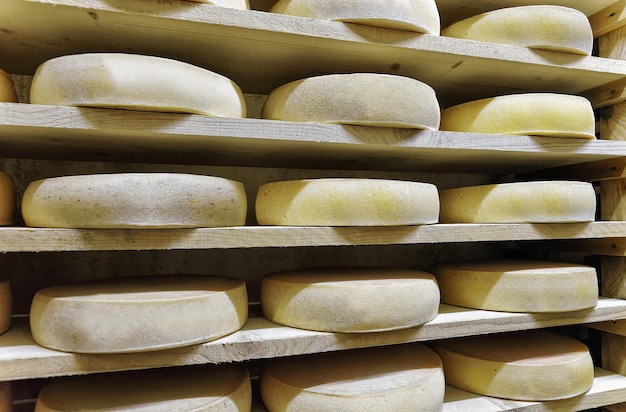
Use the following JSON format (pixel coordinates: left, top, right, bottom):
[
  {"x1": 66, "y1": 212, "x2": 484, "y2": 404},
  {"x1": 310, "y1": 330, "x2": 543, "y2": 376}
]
[
  {"x1": 0, "y1": 382, "x2": 11, "y2": 412},
  {"x1": 0, "y1": 279, "x2": 11, "y2": 336},
  {"x1": 0, "y1": 172, "x2": 14, "y2": 226},
  {"x1": 0, "y1": 70, "x2": 18, "y2": 103}
]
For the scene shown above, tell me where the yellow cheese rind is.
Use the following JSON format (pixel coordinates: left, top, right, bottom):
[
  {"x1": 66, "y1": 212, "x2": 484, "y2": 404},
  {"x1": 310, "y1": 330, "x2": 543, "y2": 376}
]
[
  {"x1": 30, "y1": 53, "x2": 246, "y2": 118},
  {"x1": 431, "y1": 330, "x2": 594, "y2": 401},
  {"x1": 30, "y1": 275, "x2": 248, "y2": 353},
  {"x1": 188, "y1": 0, "x2": 249, "y2": 9},
  {"x1": 270, "y1": 0, "x2": 440, "y2": 34},
  {"x1": 0, "y1": 382, "x2": 11, "y2": 412},
  {"x1": 440, "y1": 93, "x2": 595, "y2": 139},
  {"x1": 261, "y1": 345, "x2": 445, "y2": 411},
  {"x1": 0, "y1": 172, "x2": 14, "y2": 226},
  {"x1": 21, "y1": 173, "x2": 247, "y2": 229},
  {"x1": 432, "y1": 260, "x2": 598, "y2": 313},
  {"x1": 0, "y1": 279, "x2": 11, "y2": 336},
  {"x1": 261, "y1": 267, "x2": 440, "y2": 332},
  {"x1": 441, "y1": 6, "x2": 593, "y2": 55},
  {"x1": 439, "y1": 181, "x2": 596, "y2": 223},
  {"x1": 256, "y1": 178, "x2": 439, "y2": 226},
  {"x1": 261, "y1": 73, "x2": 440, "y2": 130},
  {"x1": 0, "y1": 70, "x2": 18, "y2": 103},
  {"x1": 35, "y1": 365, "x2": 251, "y2": 411}
]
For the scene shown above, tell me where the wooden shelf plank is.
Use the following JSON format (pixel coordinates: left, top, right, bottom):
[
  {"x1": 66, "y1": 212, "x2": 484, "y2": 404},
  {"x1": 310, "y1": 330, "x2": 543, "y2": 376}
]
[
  {"x1": 1, "y1": 298, "x2": 625, "y2": 382},
  {"x1": 1, "y1": 103, "x2": 624, "y2": 174},
  {"x1": 2, "y1": 0, "x2": 626, "y2": 107}
]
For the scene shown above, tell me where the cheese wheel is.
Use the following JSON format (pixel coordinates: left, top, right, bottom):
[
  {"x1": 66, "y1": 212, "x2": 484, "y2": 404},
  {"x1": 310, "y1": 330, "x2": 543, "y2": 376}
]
[
  {"x1": 261, "y1": 267, "x2": 439, "y2": 332},
  {"x1": 0, "y1": 382, "x2": 10, "y2": 412},
  {"x1": 256, "y1": 178, "x2": 439, "y2": 226},
  {"x1": 21, "y1": 173, "x2": 247, "y2": 229},
  {"x1": 431, "y1": 330, "x2": 594, "y2": 401},
  {"x1": 30, "y1": 275, "x2": 248, "y2": 353},
  {"x1": 0, "y1": 279, "x2": 11, "y2": 336},
  {"x1": 439, "y1": 181, "x2": 596, "y2": 223},
  {"x1": 189, "y1": 0, "x2": 249, "y2": 9},
  {"x1": 35, "y1": 365, "x2": 251, "y2": 411},
  {"x1": 261, "y1": 73, "x2": 440, "y2": 130},
  {"x1": 0, "y1": 70, "x2": 17, "y2": 103},
  {"x1": 441, "y1": 6, "x2": 593, "y2": 55},
  {"x1": 0, "y1": 172, "x2": 14, "y2": 226},
  {"x1": 30, "y1": 53, "x2": 246, "y2": 118},
  {"x1": 432, "y1": 260, "x2": 598, "y2": 313},
  {"x1": 270, "y1": 0, "x2": 440, "y2": 34},
  {"x1": 261, "y1": 345, "x2": 445, "y2": 412},
  {"x1": 440, "y1": 93, "x2": 595, "y2": 139}
]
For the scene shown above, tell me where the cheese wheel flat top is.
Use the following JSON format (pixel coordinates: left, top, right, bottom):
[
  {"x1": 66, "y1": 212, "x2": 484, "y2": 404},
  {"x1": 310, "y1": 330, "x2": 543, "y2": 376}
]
[
  {"x1": 439, "y1": 181, "x2": 596, "y2": 223},
  {"x1": 270, "y1": 0, "x2": 440, "y2": 34},
  {"x1": 35, "y1": 365, "x2": 251, "y2": 412},
  {"x1": 261, "y1": 345, "x2": 445, "y2": 412},
  {"x1": 189, "y1": 0, "x2": 249, "y2": 9},
  {"x1": 431, "y1": 330, "x2": 594, "y2": 401},
  {"x1": 440, "y1": 93, "x2": 595, "y2": 139},
  {"x1": 0, "y1": 172, "x2": 14, "y2": 226},
  {"x1": 261, "y1": 267, "x2": 440, "y2": 332},
  {"x1": 256, "y1": 178, "x2": 439, "y2": 226},
  {"x1": 432, "y1": 260, "x2": 598, "y2": 313},
  {"x1": 30, "y1": 275, "x2": 248, "y2": 353},
  {"x1": 441, "y1": 6, "x2": 593, "y2": 55},
  {"x1": 21, "y1": 173, "x2": 247, "y2": 229},
  {"x1": 261, "y1": 73, "x2": 440, "y2": 130},
  {"x1": 0, "y1": 69, "x2": 17, "y2": 103},
  {"x1": 0, "y1": 279, "x2": 11, "y2": 336},
  {"x1": 30, "y1": 53, "x2": 246, "y2": 118}
]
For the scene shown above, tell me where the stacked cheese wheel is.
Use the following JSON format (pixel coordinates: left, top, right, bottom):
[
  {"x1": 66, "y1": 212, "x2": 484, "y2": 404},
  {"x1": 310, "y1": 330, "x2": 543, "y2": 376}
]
[
  {"x1": 0, "y1": 69, "x2": 17, "y2": 103},
  {"x1": 0, "y1": 278, "x2": 10, "y2": 336},
  {"x1": 30, "y1": 275, "x2": 248, "y2": 353},
  {"x1": 261, "y1": 267, "x2": 439, "y2": 332},
  {"x1": 0, "y1": 172, "x2": 14, "y2": 226},
  {"x1": 0, "y1": 382, "x2": 10, "y2": 412},
  {"x1": 35, "y1": 364, "x2": 252, "y2": 411}
]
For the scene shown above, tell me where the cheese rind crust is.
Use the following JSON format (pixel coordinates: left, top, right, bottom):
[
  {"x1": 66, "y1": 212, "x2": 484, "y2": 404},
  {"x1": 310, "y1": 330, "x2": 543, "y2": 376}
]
[
  {"x1": 0, "y1": 69, "x2": 18, "y2": 102},
  {"x1": 0, "y1": 172, "x2": 14, "y2": 226},
  {"x1": 0, "y1": 279, "x2": 11, "y2": 336}
]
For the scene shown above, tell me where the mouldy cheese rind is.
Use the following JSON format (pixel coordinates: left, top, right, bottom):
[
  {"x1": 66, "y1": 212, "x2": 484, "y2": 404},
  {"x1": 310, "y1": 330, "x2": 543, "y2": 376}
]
[
  {"x1": 431, "y1": 330, "x2": 594, "y2": 401},
  {"x1": 30, "y1": 53, "x2": 246, "y2": 118},
  {"x1": 0, "y1": 69, "x2": 18, "y2": 103},
  {"x1": 261, "y1": 73, "x2": 441, "y2": 130},
  {"x1": 439, "y1": 180, "x2": 596, "y2": 223},
  {"x1": 261, "y1": 345, "x2": 445, "y2": 412},
  {"x1": 261, "y1": 267, "x2": 440, "y2": 332},
  {"x1": 441, "y1": 5, "x2": 593, "y2": 55},
  {"x1": 440, "y1": 93, "x2": 596, "y2": 139},
  {"x1": 255, "y1": 178, "x2": 440, "y2": 226},
  {"x1": 0, "y1": 172, "x2": 14, "y2": 226},
  {"x1": 21, "y1": 173, "x2": 247, "y2": 229},
  {"x1": 0, "y1": 279, "x2": 11, "y2": 336},
  {"x1": 34, "y1": 365, "x2": 252, "y2": 411},
  {"x1": 29, "y1": 275, "x2": 248, "y2": 353},
  {"x1": 270, "y1": 0, "x2": 440, "y2": 34},
  {"x1": 432, "y1": 260, "x2": 598, "y2": 313}
]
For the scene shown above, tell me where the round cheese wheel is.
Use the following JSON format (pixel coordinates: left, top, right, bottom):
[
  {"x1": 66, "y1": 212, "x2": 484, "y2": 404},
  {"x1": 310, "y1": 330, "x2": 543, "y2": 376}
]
[
  {"x1": 256, "y1": 178, "x2": 439, "y2": 226},
  {"x1": 432, "y1": 260, "x2": 598, "y2": 313},
  {"x1": 0, "y1": 279, "x2": 11, "y2": 336},
  {"x1": 35, "y1": 364, "x2": 251, "y2": 411},
  {"x1": 30, "y1": 53, "x2": 246, "y2": 118},
  {"x1": 0, "y1": 172, "x2": 14, "y2": 226},
  {"x1": 431, "y1": 330, "x2": 594, "y2": 401},
  {"x1": 261, "y1": 73, "x2": 440, "y2": 130},
  {"x1": 270, "y1": 0, "x2": 440, "y2": 34},
  {"x1": 261, "y1": 345, "x2": 445, "y2": 412},
  {"x1": 21, "y1": 173, "x2": 247, "y2": 229},
  {"x1": 29, "y1": 275, "x2": 248, "y2": 353},
  {"x1": 441, "y1": 6, "x2": 593, "y2": 55},
  {"x1": 440, "y1": 93, "x2": 595, "y2": 139},
  {"x1": 439, "y1": 181, "x2": 596, "y2": 223},
  {"x1": 0, "y1": 69, "x2": 17, "y2": 103},
  {"x1": 190, "y1": 0, "x2": 249, "y2": 9},
  {"x1": 0, "y1": 382, "x2": 10, "y2": 412},
  {"x1": 261, "y1": 267, "x2": 440, "y2": 332}
]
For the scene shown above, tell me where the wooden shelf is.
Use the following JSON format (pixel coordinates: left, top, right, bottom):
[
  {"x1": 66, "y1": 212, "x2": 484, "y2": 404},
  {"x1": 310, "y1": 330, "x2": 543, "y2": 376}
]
[
  {"x1": 1, "y1": 298, "x2": 624, "y2": 382},
  {"x1": 2, "y1": 0, "x2": 626, "y2": 107}
]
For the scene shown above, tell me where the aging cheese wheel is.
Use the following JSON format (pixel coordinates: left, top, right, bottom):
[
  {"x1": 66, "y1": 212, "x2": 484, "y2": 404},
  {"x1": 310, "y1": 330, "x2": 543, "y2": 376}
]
[
  {"x1": 30, "y1": 53, "x2": 246, "y2": 118},
  {"x1": 30, "y1": 275, "x2": 248, "y2": 353},
  {"x1": 35, "y1": 365, "x2": 252, "y2": 411},
  {"x1": 256, "y1": 178, "x2": 439, "y2": 226},
  {"x1": 0, "y1": 69, "x2": 17, "y2": 102},
  {"x1": 0, "y1": 172, "x2": 14, "y2": 226},
  {"x1": 270, "y1": 0, "x2": 440, "y2": 34},
  {"x1": 440, "y1": 93, "x2": 595, "y2": 139},
  {"x1": 261, "y1": 345, "x2": 445, "y2": 412},
  {"x1": 441, "y1": 6, "x2": 593, "y2": 55},
  {"x1": 0, "y1": 382, "x2": 10, "y2": 412},
  {"x1": 261, "y1": 73, "x2": 440, "y2": 130},
  {"x1": 21, "y1": 173, "x2": 247, "y2": 229},
  {"x1": 432, "y1": 260, "x2": 598, "y2": 313},
  {"x1": 439, "y1": 181, "x2": 596, "y2": 223},
  {"x1": 0, "y1": 279, "x2": 11, "y2": 336},
  {"x1": 431, "y1": 330, "x2": 594, "y2": 401},
  {"x1": 261, "y1": 267, "x2": 439, "y2": 332}
]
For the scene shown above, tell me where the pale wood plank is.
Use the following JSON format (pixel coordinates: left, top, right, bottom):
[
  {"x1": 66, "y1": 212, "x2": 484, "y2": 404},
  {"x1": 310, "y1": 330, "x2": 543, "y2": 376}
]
[
  {"x1": 590, "y1": 0, "x2": 626, "y2": 37},
  {"x1": 2, "y1": 298, "x2": 626, "y2": 382}
]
